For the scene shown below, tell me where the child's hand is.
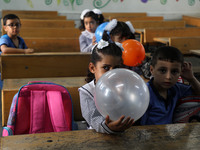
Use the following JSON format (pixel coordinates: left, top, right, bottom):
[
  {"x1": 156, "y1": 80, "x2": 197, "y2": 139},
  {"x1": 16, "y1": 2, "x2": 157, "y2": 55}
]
[
  {"x1": 105, "y1": 115, "x2": 134, "y2": 132},
  {"x1": 181, "y1": 62, "x2": 195, "y2": 81},
  {"x1": 92, "y1": 36, "x2": 97, "y2": 45},
  {"x1": 25, "y1": 48, "x2": 34, "y2": 54}
]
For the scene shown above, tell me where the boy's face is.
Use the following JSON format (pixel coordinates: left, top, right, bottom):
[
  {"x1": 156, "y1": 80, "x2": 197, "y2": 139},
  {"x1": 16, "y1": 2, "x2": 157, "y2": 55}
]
[
  {"x1": 150, "y1": 60, "x2": 182, "y2": 90},
  {"x1": 84, "y1": 17, "x2": 98, "y2": 33},
  {"x1": 4, "y1": 18, "x2": 21, "y2": 37}
]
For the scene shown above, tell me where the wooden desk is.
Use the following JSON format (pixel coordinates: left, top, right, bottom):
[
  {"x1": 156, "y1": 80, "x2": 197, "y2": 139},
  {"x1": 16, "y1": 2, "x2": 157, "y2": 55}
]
[
  {"x1": 2, "y1": 77, "x2": 86, "y2": 126},
  {"x1": 1, "y1": 123, "x2": 200, "y2": 149},
  {"x1": 2, "y1": 27, "x2": 81, "y2": 38},
  {"x1": 1, "y1": 52, "x2": 91, "y2": 79},
  {"x1": 24, "y1": 38, "x2": 80, "y2": 52},
  {"x1": 154, "y1": 37, "x2": 200, "y2": 54},
  {"x1": 190, "y1": 50, "x2": 200, "y2": 56},
  {"x1": 153, "y1": 37, "x2": 169, "y2": 45}
]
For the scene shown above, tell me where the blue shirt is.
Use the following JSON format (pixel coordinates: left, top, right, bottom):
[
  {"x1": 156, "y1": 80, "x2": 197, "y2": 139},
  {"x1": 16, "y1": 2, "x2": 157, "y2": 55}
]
[
  {"x1": 140, "y1": 79, "x2": 193, "y2": 125},
  {"x1": 0, "y1": 34, "x2": 27, "y2": 52}
]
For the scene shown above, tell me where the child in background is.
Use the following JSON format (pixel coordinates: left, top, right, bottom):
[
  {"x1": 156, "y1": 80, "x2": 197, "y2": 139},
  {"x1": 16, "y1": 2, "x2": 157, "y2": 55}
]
[
  {"x1": 79, "y1": 9, "x2": 99, "y2": 52},
  {"x1": 104, "y1": 19, "x2": 135, "y2": 44},
  {"x1": 103, "y1": 19, "x2": 142, "y2": 74},
  {"x1": 140, "y1": 46, "x2": 200, "y2": 125},
  {"x1": 0, "y1": 14, "x2": 34, "y2": 54},
  {"x1": 78, "y1": 34, "x2": 134, "y2": 134}
]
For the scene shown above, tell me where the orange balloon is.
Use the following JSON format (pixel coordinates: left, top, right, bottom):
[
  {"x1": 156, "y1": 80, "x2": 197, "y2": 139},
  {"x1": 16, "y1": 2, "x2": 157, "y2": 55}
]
[{"x1": 122, "y1": 39, "x2": 145, "y2": 67}]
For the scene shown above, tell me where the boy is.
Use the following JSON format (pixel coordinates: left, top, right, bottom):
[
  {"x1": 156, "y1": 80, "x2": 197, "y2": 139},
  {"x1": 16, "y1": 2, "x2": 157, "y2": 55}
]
[
  {"x1": 140, "y1": 46, "x2": 200, "y2": 125},
  {"x1": 0, "y1": 14, "x2": 34, "y2": 54}
]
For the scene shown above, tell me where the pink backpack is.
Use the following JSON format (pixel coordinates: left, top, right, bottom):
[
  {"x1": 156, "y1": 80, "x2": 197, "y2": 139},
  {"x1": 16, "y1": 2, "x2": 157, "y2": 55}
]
[{"x1": 2, "y1": 81, "x2": 77, "y2": 136}]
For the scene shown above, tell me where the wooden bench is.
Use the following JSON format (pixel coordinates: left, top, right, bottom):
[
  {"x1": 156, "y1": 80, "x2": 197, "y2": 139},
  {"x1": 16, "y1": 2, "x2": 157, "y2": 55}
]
[
  {"x1": 1, "y1": 77, "x2": 86, "y2": 126},
  {"x1": 2, "y1": 10, "x2": 66, "y2": 20},
  {"x1": 20, "y1": 19, "x2": 75, "y2": 28},
  {"x1": 0, "y1": 52, "x2": 91, "y2": 80},
  {"x1": 132, "y1": 20, "x2": 185, "y2": 29},
  {"x1": 143, "y1": 27, "x2": 200, "y2": 44},
  {"x1": 183, "y1": 15, "x2": 200, "y2": 27},
  {"x1": 133, "y1": 20, "x2": 185, "y2": 44},
  {"x1": 1, "y1": 123, "x2": 200, "y2": 149},
  {"x1": 2, "y1": 27, "x2": 81, "y2": 38},
  {"x1": 103, "y1": 12, "x2": 147, "y2": 20},
  {"x1": 153, "y1": 36, "x2": 200, "y2": 54},
  {"x1": 1, "y1": 19, "x2": 75, "y2": 34},
  {"x1": 111, "y1": 16, "x2": 164, "y2": 21},
  {"x1": 24, "y1": 38, "x2": 80, "y2": 52}
]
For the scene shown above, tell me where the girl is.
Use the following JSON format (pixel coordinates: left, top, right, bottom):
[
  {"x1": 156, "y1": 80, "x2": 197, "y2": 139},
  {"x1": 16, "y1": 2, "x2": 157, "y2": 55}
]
[
  {"x1": 104, "y1": 19, "x2": 136, "y2": 44},
  {"x1": 78, "y1": 34, "x2": 134, "y2": 134},
  {"x1": 104, "y1": 19, "x2": 144, "y2": 75},
  {"x1": 79, "y1": 9, "x2": 99, "y2": 52}
]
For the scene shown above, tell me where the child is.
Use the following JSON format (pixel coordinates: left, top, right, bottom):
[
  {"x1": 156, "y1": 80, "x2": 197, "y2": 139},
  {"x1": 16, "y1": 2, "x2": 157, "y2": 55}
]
[
  {"x1": 104, "y1": 19, "x2": 135, "y2": 44},
  {"x1": 0, "y1": 14, "x2": 34, "y2": 54},
  {"x1": 79, "y1": 9, "x2": 99, "y2": 53},
  {"x1": 140, "y1": 46, "x2": 200, "y2": 125},
  {"x1": 78, "y1": 34, "x2": 134, "y2": 134},
  {"x1": 103, "y1": 19, "x2": 142, "y2": 74}
]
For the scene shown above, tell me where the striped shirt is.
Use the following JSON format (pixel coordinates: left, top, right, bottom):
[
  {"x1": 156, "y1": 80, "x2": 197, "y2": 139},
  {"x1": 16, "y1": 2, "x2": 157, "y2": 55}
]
[{"x1": 78, "y1": 80, "x2": 119, "y2": 134}]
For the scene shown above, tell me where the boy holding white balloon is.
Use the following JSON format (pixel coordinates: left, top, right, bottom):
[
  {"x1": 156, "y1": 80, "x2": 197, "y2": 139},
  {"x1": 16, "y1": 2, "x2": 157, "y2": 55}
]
[
  {"x1": 78, "y1": 33, "x2": 134, "y2": 134},
  {"x1": 140, "y1": 46, "x2": 200, "y2": 125}
]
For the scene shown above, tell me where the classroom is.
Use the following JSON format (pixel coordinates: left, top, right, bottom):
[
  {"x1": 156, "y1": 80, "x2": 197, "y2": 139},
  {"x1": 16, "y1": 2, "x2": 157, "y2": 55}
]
[{"x1": 0, "y1": 0, "x2": 200, "y2": 149}]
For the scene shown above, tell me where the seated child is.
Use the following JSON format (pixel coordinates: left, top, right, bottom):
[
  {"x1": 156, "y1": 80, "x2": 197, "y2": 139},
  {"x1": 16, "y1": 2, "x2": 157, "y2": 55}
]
[
  {"x1": 79, "y1": 9, "x2": 99, "y2": 53},
  {"x1": 104, "y1": 19, "x2": 135, "y2": 43},
  {"x1": 78, "y1": 33, "x2": 134, "y2": 134},
  {"x1": 140, "y1": 46, "x2": 200, "y2": 125},
  {"x1": 0, "y1": 14, "x2": 34, "y2": 54},
  {"x1": 104, "y1": 19, "x2": 142, "y2": 74}
]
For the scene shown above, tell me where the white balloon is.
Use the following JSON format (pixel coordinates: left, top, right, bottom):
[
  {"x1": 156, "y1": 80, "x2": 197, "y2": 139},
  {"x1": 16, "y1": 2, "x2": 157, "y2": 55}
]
[{"x1": 95, "y1": 68, "x2": 150, "y2": 121}]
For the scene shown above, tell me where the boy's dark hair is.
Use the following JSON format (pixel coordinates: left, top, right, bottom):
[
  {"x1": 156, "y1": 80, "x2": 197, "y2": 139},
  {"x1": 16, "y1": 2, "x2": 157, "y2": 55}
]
[
  {"x1": 151, "y1": 46, "x2": 184, "y2": 67},
  {"x1": 110, "y1": 21, "x2": 135, "y2": 40},
  {"x1": 3, "y1": 14, "x2": 20, "y2": 26},
  {"x1": 85, "y1": 32, "x2": 122, "y2": 83},
  {"x1": 79, "y1": 11, "x2": 99, "y2": 31}
]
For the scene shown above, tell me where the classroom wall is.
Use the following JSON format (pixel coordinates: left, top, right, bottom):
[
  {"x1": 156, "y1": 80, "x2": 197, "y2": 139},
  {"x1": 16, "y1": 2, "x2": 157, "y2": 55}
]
[{"x1": 0, "y1": 0, "x2": 200, "y2": 20}]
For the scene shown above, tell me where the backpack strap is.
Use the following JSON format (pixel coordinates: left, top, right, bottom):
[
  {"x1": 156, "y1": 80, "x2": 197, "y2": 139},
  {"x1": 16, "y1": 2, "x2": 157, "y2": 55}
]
[
  {"x1": 46, "y1": 91, "x2": 69, "y2": 132},
  {"x1": 29, "y1": 90, "x2": 46, "y2": 133}
]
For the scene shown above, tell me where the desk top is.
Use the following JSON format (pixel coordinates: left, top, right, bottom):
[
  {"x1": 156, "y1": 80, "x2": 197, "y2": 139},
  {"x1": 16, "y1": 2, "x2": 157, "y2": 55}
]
[
  {"x1": 135, "y1": 28, "x2": 144, "y2": 34},
  {"x1": 153, "y1": 37, "x2": 170, "y2": 44},
  {"x1": 190, "y1": 50, "x2": 200, "y2": 56},
  {"x1": 1, "y1": 123, "x2": 200, "y2": 150},
  {"x1": 1, "y1": 52, "x2": 91, "y2": 56},
  {"x1": 3, "y1": 77, "x2": 86, "y2": 91}
]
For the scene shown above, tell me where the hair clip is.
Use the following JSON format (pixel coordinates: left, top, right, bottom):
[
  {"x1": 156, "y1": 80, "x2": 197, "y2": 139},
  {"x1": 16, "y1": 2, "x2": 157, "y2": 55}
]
[
  {"x1": 80, "y1": 9, "x2": 90, "y2": 20},
  {"x1": 97, "y1": 39, "x2": 109, "y2": 49},
  {"x1": 115, "y1": 42, "x2": 124, "y2": 51},
  {"x1": 125, "y1": 21, "x2": 135, "y2": 34},
  {"x1": 92, "y1": 8, "x2": 102, "y2": 15},
  {"x1": 104, "y1": 19, "x2": 118, "y2": 32}
]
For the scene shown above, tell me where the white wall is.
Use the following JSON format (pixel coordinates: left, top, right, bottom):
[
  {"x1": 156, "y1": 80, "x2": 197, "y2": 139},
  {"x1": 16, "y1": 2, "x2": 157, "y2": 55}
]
[{"x1": 0, "y1": 0, "x2": 200, "y2": 20}]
